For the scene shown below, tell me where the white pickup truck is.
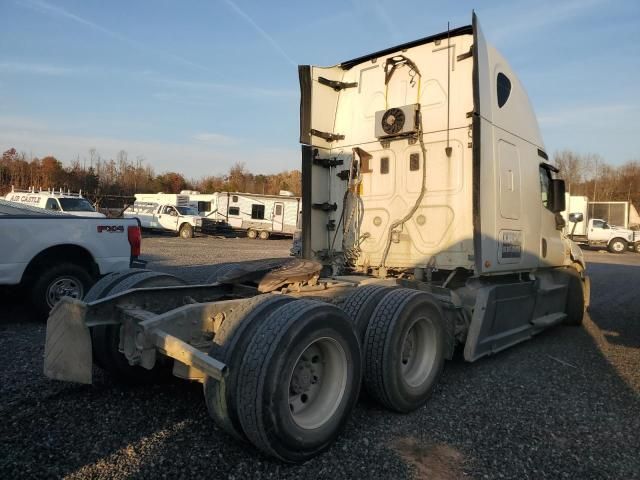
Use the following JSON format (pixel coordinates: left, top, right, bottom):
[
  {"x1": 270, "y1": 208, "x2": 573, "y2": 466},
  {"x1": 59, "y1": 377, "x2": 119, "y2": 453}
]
[
  {"x1": 0, "y1": 199, "x2": 145, "y2": 317},
  {"x1": 123, "y1": 202, "x2": 206, "y2": 238},
  {"x1": 568, "y1": 214, "x2": 640, "y2": 253}
]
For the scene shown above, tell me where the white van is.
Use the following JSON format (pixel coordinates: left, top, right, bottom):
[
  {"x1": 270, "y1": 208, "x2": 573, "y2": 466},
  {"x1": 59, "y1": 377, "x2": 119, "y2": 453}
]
[{"x1": 4, "y1": 187, "x2": 105, "y2": 217}]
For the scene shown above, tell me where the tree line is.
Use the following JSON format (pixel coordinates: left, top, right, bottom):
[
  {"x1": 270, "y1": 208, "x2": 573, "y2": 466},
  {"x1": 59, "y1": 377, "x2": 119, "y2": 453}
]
[
  {"x1": 0, "y1": 148, "x2": 301, "y2": 198},
  {"x1": 554, "y1": 150, "x2": 640, "y2": 206},
  {"x1": 2, "y1": 147, "x2": 637, "y2": 206}
]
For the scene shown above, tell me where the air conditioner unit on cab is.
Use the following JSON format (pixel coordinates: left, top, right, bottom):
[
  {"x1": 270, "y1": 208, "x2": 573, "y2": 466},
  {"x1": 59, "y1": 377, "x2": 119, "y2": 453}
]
[{"x1": 375, "y1": 103, "x2": 420, "y2": 139}]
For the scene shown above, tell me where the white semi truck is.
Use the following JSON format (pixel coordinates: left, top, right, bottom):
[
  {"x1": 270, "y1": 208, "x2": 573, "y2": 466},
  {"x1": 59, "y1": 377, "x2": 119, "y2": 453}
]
[{"x1": 44, "y1": 15, "x2": 589, "y2": 463}]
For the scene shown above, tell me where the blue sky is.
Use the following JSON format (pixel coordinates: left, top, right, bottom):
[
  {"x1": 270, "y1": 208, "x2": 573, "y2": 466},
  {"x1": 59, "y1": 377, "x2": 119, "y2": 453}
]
[{"x1": 1, "y1": 0, "x2": 638, "y2": 178}]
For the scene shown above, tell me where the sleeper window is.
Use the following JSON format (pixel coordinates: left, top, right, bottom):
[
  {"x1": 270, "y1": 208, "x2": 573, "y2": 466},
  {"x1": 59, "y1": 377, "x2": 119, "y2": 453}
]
[
  {"x1": 497, "y1": 72, "x2": 511, "y2": 108},
  {"x1": 539, "y1": 166, "x2": 551, "y2": 210}
]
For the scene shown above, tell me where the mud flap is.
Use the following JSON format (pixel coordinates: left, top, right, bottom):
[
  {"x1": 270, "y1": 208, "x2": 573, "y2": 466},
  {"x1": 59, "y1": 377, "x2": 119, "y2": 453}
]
[{"x1": 43, "y1": 298, "x2": 93, "y2": 384}]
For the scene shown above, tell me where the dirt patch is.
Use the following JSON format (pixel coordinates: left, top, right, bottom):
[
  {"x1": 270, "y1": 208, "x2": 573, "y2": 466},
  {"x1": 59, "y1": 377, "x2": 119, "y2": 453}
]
[{"x1": 393, "y1": 437, "x2": 465, "y2": 480}]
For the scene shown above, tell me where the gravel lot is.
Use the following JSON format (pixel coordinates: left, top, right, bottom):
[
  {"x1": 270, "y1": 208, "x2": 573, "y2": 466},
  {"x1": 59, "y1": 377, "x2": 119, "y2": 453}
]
[{"x1": 1, "y1": 237, "x2": 639, "y2": 479}]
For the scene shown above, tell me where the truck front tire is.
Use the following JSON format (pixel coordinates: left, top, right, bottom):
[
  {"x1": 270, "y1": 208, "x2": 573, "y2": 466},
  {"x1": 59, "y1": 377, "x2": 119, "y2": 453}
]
[
  {"x1": 179, "y1": 223, "x2": 194, "y2": 239},
  {"x1": 32, "y1": 262, "x2": 95, "y2": 319},
  {"x1": 236, "y1": 299, "x2": 361, "y2": 463},
  {"x1": 608, "y1": 238, "x2": 627, "y2": 254},
  {"x1": 563, "y1": 265, "x2": 587, "y2": 326}
]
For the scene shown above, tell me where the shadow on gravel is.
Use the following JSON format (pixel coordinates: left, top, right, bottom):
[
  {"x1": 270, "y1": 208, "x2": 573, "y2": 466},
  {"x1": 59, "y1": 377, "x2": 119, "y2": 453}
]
[{"x1": 2, "y1": 260, "x2": 640, "y2": 479}]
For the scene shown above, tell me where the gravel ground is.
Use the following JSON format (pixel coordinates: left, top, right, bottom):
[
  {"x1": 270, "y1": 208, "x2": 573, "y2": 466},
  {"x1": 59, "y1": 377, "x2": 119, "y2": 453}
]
[{"x1": 1, "y1": 238, "x2": 639, "y2": 479}]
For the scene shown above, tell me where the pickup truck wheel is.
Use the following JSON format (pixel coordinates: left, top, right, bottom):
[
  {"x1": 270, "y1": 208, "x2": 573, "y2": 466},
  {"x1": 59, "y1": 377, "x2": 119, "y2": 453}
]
[
  {"x1": 259, "y1": 230, "x2": 270, "y2": 240},
  {"x1": 341, "y1": 284, "x2": 395, "y2": 342},
  {"x1": 363, "y1": 288, "x2": 446, "y2": 413},
  {"x1": 237, "y1": 300, "x2": 361, "y2": 462},
  {"x1": 608, "y1": 238, "x2": 627, "y2": 254},
  {"x1": 204, "y1": 295, "x2": 295, "y2": 441},
  {"x1": 91, "y1": 271, "x2": 186, "y2": 383},
  {"x1": 247, "y1": 229, "x2": 258, "y2": 239},
  {"x1": 564, "y1": 264, "x2": 587, "y2": 326},
  {"x1": 32, "y1": 262, "x2": 95, "y2": 319},
  {"x1": 179, "y1": 223, "x2": 194, "y2": 239}
]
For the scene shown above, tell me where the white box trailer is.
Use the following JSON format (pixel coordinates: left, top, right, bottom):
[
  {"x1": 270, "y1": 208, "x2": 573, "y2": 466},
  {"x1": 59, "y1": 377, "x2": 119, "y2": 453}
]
[
  {"x1": 190, "y1": 192, "x2": 301, "y2": 239},
  {"x1": 44, "y1": 14, "x2": 591, "y2": 463}
]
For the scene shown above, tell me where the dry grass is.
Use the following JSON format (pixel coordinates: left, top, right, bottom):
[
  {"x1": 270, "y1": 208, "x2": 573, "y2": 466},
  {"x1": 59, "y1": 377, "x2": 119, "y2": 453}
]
[{"x1": 393, "y1": 437, "x2": 466, "y2": 480}]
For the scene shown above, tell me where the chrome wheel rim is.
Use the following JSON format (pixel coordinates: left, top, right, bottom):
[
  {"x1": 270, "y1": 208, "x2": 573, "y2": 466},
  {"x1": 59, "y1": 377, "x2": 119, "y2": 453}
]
[
  {"x1": 46, "y1": 276, "x2": 83, "y2": 308},
  {"x1": 288, "y1": 337, "x2": 347, "y2": 429}
]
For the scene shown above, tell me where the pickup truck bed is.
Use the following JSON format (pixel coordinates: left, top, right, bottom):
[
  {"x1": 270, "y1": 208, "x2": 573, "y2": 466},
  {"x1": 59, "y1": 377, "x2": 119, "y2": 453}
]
[{"x1": 0, "y1": 200, "x2": 144, "y2": 317}]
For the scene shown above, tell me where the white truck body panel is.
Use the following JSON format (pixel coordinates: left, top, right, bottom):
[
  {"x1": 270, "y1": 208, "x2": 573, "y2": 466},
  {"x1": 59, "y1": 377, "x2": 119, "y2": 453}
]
[
  {"x1": 0, "y1": 204, "x2": 136, "y2": 285},
  {"x1": 4, "y1": 189, "x2": 105, "y2": 217},
  {"x1": 299, "y1": 15, "x2": 565, "y2": 273},
  {"x1": 123, "y1": 194, "x2": 203, "y2": 233}
]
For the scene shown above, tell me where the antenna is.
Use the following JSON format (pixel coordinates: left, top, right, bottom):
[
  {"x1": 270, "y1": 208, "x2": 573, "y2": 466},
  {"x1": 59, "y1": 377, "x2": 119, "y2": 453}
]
[{"x1": 445, "y1": 21, "x2": 452, "y2": 157}]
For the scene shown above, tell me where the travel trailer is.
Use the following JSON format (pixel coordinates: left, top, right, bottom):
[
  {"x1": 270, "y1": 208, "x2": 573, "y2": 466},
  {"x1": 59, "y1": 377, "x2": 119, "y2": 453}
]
[
  {"x1": 4, "y1": 187, "x2": 105, "y2": 217},
  {"x1": 190, "y1": 191, "x2": 301, "y2": 239},
  {"x1": 46, "y1": 14, "x2": 589, "y2": 463}
]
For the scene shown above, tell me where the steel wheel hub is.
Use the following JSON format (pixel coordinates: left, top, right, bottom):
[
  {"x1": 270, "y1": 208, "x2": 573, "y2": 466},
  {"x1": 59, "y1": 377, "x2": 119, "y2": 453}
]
[
  {"x1": 47, "y1": 277, "x2": 82, "y2": 308},
  {"x1": 288, "y1": 338, "x2": 347, "y2": 430}
]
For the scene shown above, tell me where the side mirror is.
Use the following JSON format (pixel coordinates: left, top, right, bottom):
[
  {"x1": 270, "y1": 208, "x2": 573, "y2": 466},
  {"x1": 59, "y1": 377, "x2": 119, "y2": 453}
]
[
  {"x1": 551, "y1": 179, "x2": 565, "y2": 213},
  {"x1": 568, "y1": 212, "x2": 584, "y2": 223}
]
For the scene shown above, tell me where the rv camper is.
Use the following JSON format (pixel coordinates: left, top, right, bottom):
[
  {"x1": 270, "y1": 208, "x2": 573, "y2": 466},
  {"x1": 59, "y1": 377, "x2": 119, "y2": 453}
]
[{"x1": 191, "y1": 191, "x2": 301, "y2": 239}]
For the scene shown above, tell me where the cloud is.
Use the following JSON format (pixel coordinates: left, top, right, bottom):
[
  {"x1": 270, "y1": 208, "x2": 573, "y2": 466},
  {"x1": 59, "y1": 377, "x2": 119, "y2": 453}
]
[
  {"x1": 18, "y1": 0, "x2": 214, "y2": 73},
  {"x1": 153, "y1": 78, "x2": 296, "y2": 98},
  {"x1": 0, "y1": 116, "x2": 298, "y2": 176},
  {"x1": 0, "y1": 62, "x2": 80, "y2": 76},
  {"x1": 220, "y1": 0, "x2": 296, "y2": 67},
  {"x1": 490, "y1": 0, "x2": 606, "y2": 42},
  {"x1": 192, "y1": 132, "x2": 237, "y2": 145},
  {"x1": 538, "y1": 103, "x2": 637, "y2": 127}
]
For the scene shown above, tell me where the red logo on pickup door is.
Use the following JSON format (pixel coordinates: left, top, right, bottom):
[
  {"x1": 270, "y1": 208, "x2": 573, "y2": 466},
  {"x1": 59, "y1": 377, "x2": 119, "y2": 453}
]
[{"x1": 97, "y1": 225, "x2": 125, "y2": 233}]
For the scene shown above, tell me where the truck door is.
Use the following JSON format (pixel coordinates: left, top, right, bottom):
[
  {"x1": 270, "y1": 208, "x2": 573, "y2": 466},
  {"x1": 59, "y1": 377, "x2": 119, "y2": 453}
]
[
  {"x1": 588, "y1": 219, "x2": 611, "y2": 242},
  {"x1": 157, "y1": 205, "x2": 179, "y2": 231},
  {"x1": 273, "y1": 203, "x2": 284, "y2": 232}
]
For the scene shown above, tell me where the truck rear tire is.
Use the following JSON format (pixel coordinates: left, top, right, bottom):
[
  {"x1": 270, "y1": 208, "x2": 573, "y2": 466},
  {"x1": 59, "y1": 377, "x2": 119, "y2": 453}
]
[
  {"x1": 608, "y1": 238, "x2": 627, "y2": 254},
  {"x1": 363, "y1": 288, "x2": 446, "y2": 413},
  {"x1": 91, "y1": 271, "x2": 186, "y2": 383},
  {"x1": 204, "y1": 295, "x2": 295, "y2": 441},
  {"x1": 341, "y1": 284, "x2": 395, "y2": 341},
  {"x1": 259, "y1": 230, "x2": 270, "y2": 240},
  {"x1": 247, "y1": 229, "x2": 257, "y2": 239},
  {"x1": 179, "y1": 223, "x2": 194, "y2": 239},
  {"x1": 563, "y1": 265, "x2": 586, "y2": 326},
  {"x1": 206, "y1": 263, "x2": 240, "y2": 283},
  {"x1": 84, "y1": 269, "x2": 152, "y2": 303},
  {"x1": 236, "y1": 299, "x2": 361, "y2": 463},
  {"x1": 32, "y1": 262, "x2": 95, "y2": 319}
]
